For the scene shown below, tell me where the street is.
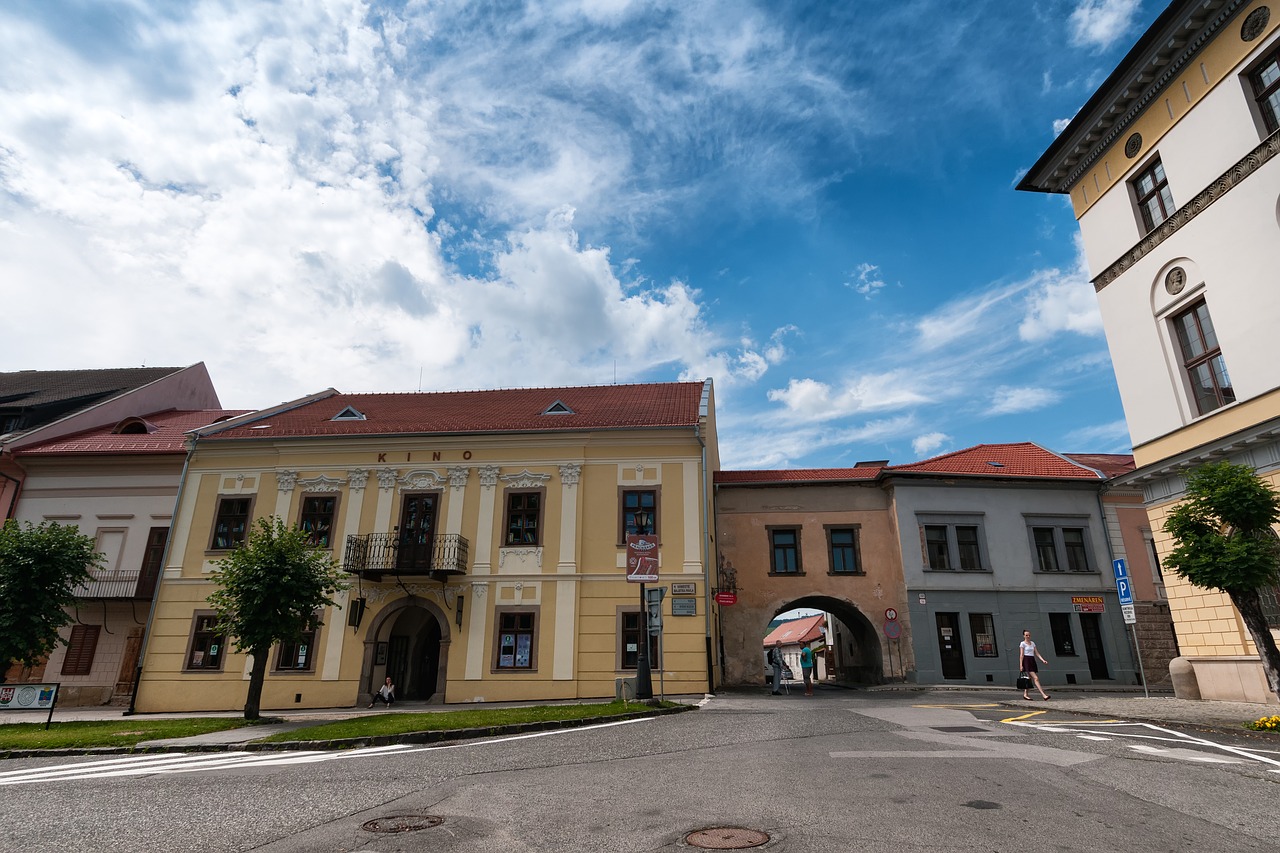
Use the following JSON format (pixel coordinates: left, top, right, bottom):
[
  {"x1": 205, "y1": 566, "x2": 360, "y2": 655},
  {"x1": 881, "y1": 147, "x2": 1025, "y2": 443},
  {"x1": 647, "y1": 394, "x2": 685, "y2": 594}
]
[{"x1": 2, "y1": 688, "x2": 1279, "y2": 852}]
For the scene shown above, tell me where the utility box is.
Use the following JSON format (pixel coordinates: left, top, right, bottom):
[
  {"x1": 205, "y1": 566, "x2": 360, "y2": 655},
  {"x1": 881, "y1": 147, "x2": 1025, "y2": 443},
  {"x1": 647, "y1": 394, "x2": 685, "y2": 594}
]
[{"x1": 615, "y1": 676, "x2": 638, "y2": 701}]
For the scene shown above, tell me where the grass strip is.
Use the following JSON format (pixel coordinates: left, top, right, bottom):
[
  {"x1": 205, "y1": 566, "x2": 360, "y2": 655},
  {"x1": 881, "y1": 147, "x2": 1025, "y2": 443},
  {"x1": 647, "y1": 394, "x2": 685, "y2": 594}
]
[
  {"x1": 0, "y1": 718, "x2": 253, "y2": 750},
  {"x1": 259, "y1": 699, "x2": 678, "y2": 743}
]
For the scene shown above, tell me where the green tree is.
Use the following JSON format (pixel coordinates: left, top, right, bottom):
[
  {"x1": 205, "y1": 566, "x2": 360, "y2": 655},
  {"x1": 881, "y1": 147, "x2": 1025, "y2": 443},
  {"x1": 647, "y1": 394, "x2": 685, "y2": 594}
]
[
  {"x1": 0, "y1": 520, "x2": 103, "y2": 683},
  {"x1": 1163, "y1": 462, "x2": 1280, "y2": 699},
  {"x1": 207, "y1": 516, "x2": 347, "y2": 720}
]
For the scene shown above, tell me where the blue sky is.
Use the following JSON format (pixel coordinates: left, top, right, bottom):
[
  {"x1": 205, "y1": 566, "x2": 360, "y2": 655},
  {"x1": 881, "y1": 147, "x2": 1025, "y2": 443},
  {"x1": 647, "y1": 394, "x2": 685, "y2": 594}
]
[{"x1": 0, "y1": 0, "x2": 1155, "y2": 468}]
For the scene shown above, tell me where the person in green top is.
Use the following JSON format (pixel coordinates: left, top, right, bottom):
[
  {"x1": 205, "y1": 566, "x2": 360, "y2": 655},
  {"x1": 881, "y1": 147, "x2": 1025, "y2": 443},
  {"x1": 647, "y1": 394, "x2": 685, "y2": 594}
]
[{"x1": 800, "y1": 643, "x2": 814, "y2": 696}]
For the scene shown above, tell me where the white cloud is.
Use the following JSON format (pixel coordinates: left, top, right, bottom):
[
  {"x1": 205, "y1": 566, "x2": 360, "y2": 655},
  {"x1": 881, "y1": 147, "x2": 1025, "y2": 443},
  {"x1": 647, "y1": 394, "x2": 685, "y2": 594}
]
[
  {"x1": 911, "y1": 432, "x2": 950, "y2": 457},
  {"x1": 1063, "y1": 419, "x2": 1132, "y2": 451},
  {"x1": 1069, "y1": 0, "x2": 1141, "y2": 50},
  {"x1": 1053, "y1": 117, "x2": 1072, "y2": 135},
  {"x1": 989, "y1": 386, "x2": 1061, "y2": 415},
  {"x1": 1017, "y1": 238, "x2": 1104, "y2": 341},
  {"x1": 846, "y1": 262, "x2": 887, "y2": 299}
]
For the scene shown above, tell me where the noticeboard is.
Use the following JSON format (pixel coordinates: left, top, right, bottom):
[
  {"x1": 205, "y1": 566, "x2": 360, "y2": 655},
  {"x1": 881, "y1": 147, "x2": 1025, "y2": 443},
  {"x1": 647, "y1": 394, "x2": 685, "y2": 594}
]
[{"x1": 671, "y1": 597, "x2": 697, "y2": 616}]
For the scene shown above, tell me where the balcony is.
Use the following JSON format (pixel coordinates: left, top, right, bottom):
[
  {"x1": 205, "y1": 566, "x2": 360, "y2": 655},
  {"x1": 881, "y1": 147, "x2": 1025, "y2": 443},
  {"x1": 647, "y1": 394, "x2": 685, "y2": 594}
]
[
  {"x1": 343, "y1": 532, "x2": 470, "y2": 582},
  {"x1": 73, "y1": 568, "x2": 160, "y2": 600}
]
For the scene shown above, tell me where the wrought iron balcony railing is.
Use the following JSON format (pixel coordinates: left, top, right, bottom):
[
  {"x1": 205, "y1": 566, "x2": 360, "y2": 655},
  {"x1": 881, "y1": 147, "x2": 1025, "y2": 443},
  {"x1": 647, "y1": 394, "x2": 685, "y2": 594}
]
[
  {"x1": 72, "y1": 568, "x2": 160, "y2": 600},
  {"x1": 343, "y1": 532, "x2": 470, "y2": 581}
]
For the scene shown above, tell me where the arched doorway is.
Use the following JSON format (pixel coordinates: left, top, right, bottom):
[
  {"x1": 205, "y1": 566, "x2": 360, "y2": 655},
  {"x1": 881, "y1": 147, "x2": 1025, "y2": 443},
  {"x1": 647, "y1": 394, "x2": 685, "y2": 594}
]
[
  {"x1": 728, "y1": 594, "x2": 885, "y2": 688},
  {"x1": 362, "y1": 597, "x2": 450, "y2": 703}
]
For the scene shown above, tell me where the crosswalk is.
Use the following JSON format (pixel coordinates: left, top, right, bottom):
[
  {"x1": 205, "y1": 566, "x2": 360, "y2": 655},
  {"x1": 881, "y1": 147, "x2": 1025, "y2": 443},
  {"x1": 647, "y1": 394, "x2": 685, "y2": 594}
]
[{"x1": 0, "y1": 717, "x2": 649, "y2": 787}]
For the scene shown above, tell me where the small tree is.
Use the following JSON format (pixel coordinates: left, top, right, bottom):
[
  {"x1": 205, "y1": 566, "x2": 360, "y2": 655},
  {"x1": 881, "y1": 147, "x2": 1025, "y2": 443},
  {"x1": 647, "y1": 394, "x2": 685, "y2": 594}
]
[
  {"x1": 0, "y1": 520, "x2": 103, "y2": 683},
  {"x1": 207, "y1": 517, "x2": 347, "y2": 720},
  {"x1": 1163, "y1": 461, "x2": 1280, "y2": 699}
]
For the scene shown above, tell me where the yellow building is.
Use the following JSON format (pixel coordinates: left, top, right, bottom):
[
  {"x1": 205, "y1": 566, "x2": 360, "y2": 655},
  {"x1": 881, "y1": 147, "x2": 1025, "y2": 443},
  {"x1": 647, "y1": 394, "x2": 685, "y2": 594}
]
[
  {"x1": 134, "y1": 381, "x2": 719, "y2": 712},
  {"x1": 1019, "y1": 1, "x2": 1280, "y2": 702}
]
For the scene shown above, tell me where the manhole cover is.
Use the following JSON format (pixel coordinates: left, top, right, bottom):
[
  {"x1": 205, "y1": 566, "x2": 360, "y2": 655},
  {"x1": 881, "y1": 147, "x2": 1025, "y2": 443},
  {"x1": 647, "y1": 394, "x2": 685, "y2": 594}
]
[
  {"x1": 362, "y1": 815, "x2": 444, "y2": 833},
  {"x1": 685, "y1": 827, "x2": 770, "y2": 849}
]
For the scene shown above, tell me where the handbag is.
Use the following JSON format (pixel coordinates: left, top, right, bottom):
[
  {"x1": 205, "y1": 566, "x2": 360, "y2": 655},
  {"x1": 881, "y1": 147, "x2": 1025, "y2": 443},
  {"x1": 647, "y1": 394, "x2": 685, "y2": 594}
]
[{"x1": 1016, "y1": 673, "x2": 1032, "y2": 690}]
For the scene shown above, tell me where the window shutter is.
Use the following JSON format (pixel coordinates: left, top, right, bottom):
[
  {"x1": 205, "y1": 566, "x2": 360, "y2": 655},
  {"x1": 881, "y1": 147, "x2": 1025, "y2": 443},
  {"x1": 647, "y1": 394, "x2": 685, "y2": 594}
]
[{"x1": 62, "y1": 625, "x2": 101, "y2": 676}]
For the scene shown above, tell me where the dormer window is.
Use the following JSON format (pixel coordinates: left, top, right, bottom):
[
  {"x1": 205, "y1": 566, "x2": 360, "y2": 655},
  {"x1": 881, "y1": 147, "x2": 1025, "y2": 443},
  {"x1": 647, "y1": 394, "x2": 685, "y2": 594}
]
[
  {"x1": 331, "y1": 406, "x2": 366, "y2": 421},
  {"x1": 112, "y1": 417, "x2": 157, "y2": 435},
  {"x1": 542, "y1": 401, "x2": 573, "y2": 415}
]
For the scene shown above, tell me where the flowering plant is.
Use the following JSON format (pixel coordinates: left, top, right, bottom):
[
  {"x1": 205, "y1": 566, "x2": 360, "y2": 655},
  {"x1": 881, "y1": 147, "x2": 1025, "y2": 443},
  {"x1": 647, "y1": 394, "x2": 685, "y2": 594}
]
[{"x1": 1245, "y1": 714, "x2": 1280, "y2": 732}]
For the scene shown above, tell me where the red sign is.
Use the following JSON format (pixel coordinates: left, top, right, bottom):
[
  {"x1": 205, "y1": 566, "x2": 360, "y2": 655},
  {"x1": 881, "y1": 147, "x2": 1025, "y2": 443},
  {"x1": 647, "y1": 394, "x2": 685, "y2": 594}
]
[
  {"x1": 625, "y1": 534, "x2": 660, "y2": 583},
  {"x1": 714, "y1": 592, "x2": 738, "y2": 606},
  {"x1": 885, "y1": 608, "x2": 898, "y2": 621}
]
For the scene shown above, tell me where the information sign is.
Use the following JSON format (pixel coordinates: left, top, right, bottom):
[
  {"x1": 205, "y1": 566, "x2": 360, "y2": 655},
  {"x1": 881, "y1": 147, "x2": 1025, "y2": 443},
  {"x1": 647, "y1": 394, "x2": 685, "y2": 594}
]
[
  {"x1": 1071, "y1": 595, "x2": 1105, "y2": 613},
  {"x1": 713, "y1": 591, "x2": 738, "y2": 606},
  {"x1": 625, "y1": 534, "x2": 660, "y2": 583},
  {"x1": 1121, "y1": 603, "x2": 1137, "y2": 624},
  {"x1": 1116, "y1": 577, "x2": 1133, "y2": 606},
  {"x1": 671, "y1": 597, "x2": 697, "y2": 616}
]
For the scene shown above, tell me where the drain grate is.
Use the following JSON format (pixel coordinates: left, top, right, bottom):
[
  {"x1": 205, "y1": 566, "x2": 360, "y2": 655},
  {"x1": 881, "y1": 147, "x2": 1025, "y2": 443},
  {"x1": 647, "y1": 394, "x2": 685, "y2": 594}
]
[
  {"x1": 685, "y1": 827, "x2": 770, "y2": 849},
  {"x1": 362, "y1": 815, "x2": 445, "y2": 833}
]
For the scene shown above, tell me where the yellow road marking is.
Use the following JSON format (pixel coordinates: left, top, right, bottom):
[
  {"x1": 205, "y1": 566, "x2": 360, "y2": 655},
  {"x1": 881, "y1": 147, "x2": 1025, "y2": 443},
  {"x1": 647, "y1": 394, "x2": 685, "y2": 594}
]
[
  {"x1": 1001, "y1": 710, "x2": 1122, "y2": 724},
  {"x1": 1002, "y1": 710, "x2": 1047, "y2": 722},
  {"x1": 911, "y1": 703, "x2": 1000, "y2": 709}
]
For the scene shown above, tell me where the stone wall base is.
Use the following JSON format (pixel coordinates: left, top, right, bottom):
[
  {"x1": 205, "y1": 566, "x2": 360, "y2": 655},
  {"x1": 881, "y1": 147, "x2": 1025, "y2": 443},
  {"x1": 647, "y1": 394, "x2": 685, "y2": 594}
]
[{"x1": 1180, "y1": 655, "x2": 1279, "y2": 705}]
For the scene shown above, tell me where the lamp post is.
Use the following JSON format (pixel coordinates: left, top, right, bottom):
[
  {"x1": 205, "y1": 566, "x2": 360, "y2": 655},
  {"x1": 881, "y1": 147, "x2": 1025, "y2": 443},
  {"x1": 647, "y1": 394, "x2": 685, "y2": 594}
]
[{"x1": 633, "y1": 509, "x2": 655, "y2": 701}]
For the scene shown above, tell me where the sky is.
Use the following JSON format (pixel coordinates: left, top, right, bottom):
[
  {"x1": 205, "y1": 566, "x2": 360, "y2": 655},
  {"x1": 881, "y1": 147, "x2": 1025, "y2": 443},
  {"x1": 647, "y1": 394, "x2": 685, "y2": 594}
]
[{"x1": 0, "y1": 0, "x2": 1157, "y2": 469}]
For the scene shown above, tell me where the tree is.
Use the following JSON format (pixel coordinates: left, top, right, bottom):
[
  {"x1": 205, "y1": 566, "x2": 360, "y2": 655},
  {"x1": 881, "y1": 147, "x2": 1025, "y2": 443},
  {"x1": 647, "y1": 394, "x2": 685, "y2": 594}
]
[
  {"x1": 1162, "y1": 461, "x2": 1280, "y2": 699},
  {"x1": 0, "y1": 520, "x2": 103, "y2": 683},
  {"x1": 207, "y1": 516, "x2": 347, "y2": 720}
]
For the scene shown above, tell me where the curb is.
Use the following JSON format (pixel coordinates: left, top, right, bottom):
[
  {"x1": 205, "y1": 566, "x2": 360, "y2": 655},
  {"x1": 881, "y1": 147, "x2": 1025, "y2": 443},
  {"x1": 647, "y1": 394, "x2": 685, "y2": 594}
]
[{"x1": 0, "y1": 703, "x2": 693, "y2": 760}]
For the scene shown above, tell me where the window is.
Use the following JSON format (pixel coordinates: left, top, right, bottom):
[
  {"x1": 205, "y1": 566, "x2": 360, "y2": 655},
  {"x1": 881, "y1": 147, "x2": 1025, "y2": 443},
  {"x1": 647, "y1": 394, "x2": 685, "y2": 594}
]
[
  {"x1": 185, "y1": 613, "x2": 226, "y2": 670},
  {"x1": 504, "y1": 490, "x2": 542, "y2": 546},
  {"x1": 299, "y1": 495, "x2": 337, "y2": 548},
  {"x1": 61, "y1": 624, "x2": 101, "y2": 675},
  {"x1": 920, "y1": 517, "x2": 987, "y2": 571},
  {"x1": 1030, "y1": 522, "x2": 1094, "y2": 573},
  {"x1": 210, "y1": 496, "x2": 252, "y2": 550},
  {"x1": 618, "y1": 610, "x2": 659, "y2": 670},
  {"x1": 827, "y1": 527, "x2": 862, "y2": 574},
  {"x1": 275, "y1": 616, "x2": 319, "y2": 672},
  {"x1": 1132, "y1": 158, "x2": 1175, "y2": 231},
  {"x1": 924, "y1": 525, "x2": 950, "y2": 569},
  {"x1": 495, "y1": 610, "x2": 536, "y2": 670},
  {"x1": 769, "y1": 528, "x2": 801, "y2": 574},
  {"x1": 1049, "y1": 613, "x2": 1077, "y2": 656},
  {"x1": 1172, "y1": 300, "x2": 1235, "y2": 415},
  {"x1": 620, "y1": 489, "x2": 658, "y2": 540},
  {"x1": 1250, "y1": 46, "x2": 1280, "y2": 134},
  {"x1": 968, "y1": 614, "x2": 998, "y2": 658},
  {"x1": 1033, "y1": 527, "x2": 1059, "y2": 571}
]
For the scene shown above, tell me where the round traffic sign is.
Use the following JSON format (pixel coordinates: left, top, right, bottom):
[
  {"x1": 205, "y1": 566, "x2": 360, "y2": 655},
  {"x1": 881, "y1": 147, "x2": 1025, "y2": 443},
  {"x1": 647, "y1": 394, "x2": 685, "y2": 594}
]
[
  {"x1": 885, "y1": 607, "x2": 898, "y2": 621},
  {"x1": 883, "y1": 620, "x2": 901, "y2": 639}
]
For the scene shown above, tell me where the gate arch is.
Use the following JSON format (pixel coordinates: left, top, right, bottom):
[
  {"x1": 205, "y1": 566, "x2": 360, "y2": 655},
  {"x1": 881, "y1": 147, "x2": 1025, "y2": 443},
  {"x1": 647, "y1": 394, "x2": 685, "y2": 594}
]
[{"x1": 359, "y1": 595, "x2": 452, "y2": 704}]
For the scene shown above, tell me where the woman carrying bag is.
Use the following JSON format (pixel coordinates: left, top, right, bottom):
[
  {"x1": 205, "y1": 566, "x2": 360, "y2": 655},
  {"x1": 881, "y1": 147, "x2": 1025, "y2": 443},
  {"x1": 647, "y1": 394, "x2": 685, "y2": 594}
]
[{"x1": 1019, "y1": 629, "x2": 1050, "y2": 700}]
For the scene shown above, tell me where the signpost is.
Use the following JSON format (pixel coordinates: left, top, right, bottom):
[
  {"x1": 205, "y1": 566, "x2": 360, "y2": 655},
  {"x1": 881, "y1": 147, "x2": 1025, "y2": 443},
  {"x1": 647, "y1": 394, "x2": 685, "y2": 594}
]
[
  {"x1": 626, "y1": 533, "x2": 659, "y2": 699},
  {"x1": 1112, "y1": 559, "x2": 1148, "y2": 697}
]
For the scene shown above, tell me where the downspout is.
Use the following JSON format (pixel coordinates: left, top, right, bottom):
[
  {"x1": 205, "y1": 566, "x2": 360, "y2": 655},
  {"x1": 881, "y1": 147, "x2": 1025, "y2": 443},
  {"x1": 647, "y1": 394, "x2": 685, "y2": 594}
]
[
  {"x1": 1, "y1": 466, "x2": 21, "y2": 520},
  {"x1": 126, "y1": 432, "x2": 197, "y2": 715},
  {"x1": 696, "y1": 424, "x2": 714, "y2": 695}
]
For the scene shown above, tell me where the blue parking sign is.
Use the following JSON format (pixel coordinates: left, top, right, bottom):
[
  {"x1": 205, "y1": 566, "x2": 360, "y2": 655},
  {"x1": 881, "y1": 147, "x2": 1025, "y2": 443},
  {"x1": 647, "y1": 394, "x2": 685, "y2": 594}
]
[{"x1": 1116, "y1": 577, "x2": 1133, "y2": 606}]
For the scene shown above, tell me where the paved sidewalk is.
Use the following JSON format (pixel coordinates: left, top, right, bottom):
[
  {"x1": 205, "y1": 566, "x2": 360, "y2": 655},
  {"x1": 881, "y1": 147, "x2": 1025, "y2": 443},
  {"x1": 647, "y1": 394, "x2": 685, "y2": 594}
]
[{"x1": 1003, "y1": 694, "x2": 1279, "y2": 731}]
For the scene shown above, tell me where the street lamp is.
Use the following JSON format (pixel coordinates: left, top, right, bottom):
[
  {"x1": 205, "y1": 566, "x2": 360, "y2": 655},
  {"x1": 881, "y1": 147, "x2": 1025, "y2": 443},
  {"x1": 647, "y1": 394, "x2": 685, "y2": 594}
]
[{"x1": 633, "y1": 508, "x2": 655, "y2": 701}]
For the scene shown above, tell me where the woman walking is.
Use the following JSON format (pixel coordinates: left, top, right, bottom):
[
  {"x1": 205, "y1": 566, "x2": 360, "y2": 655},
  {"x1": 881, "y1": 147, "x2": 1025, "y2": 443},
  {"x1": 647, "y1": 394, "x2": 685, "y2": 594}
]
[{"x1": 1019, "y1": 630, "x2": 1050, "y2": 700}]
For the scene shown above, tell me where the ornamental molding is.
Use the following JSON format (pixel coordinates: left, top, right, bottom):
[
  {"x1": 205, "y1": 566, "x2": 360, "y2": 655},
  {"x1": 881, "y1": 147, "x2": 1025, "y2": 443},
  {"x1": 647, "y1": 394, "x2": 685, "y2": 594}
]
[
  {"x1": 357, "y1": 583, "x2": 464, "y2": 607},
  {"x1": 348, "y1": 469, "x2": 369, "y2": 491},
  {"x1": 276, "y1": 470, "x2": 299, "y2": 492},
  {"x1": 1094, "y1": 130, "x2": 1280, "y2": 291},
  {"x1": 376, "y1": 468, "x2": 399, "y2": 491},
  {"x1": 478, "y1": 465, "x2": 500, "y2": 488},
  {"x1": 559, "y1": 463, "x2": 581, "y2": 486},
  {"x1": 499, "y1": 547, "x2": 543, "y2": 569},
  {"x1": 470, "y1": 581, "x2": 489, "y2": 600},
  {"x1": 447, "y1": 466, "x2": 470, "y2": 490},
  {"x1": 297, "y1": 474, "x2": 346, "y2": 493},
  {"x1": 398, "y1": 468, "x2": 446, "y2": 491},
  {"x1": 500, "y1": 469, "x2": 550, "y2": 489},
  {"x1": 1062, "y1": 0, "x2": 1248, "y2": 193}
]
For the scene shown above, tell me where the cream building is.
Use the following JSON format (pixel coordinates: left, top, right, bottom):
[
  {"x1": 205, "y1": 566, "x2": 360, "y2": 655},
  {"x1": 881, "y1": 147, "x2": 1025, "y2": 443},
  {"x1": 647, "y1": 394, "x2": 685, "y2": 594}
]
[
  {"x1": 1019, "y1": 0, "x2": 1280, "y2": 701},
  {"x1": 134, "y1": 381, "x2": 718, "y2": 712}
]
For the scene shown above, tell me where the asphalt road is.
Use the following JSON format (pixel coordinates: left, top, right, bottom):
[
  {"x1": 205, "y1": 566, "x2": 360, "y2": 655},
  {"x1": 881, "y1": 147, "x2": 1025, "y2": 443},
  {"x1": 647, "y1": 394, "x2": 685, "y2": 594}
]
[{"x1": 3, "y1": 688, "x2": 1279, "y2": 852}]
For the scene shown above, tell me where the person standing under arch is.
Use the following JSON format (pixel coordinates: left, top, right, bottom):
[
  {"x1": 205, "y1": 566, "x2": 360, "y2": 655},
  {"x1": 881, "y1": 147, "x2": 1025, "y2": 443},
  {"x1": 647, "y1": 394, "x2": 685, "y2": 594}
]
[{"x1": 1019, "y1": 630, "x2": 1050, "y2": 700}]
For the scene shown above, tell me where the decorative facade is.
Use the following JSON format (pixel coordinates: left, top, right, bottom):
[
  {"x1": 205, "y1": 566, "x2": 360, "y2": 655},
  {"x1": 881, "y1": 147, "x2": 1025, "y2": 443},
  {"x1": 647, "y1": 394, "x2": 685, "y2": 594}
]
[
  {"x1": 1019, "y1": 0, "x2": 1280, "y2": 702},
  {"x1": 133, "y1": 381, "x2": 719, "y2": 712}
]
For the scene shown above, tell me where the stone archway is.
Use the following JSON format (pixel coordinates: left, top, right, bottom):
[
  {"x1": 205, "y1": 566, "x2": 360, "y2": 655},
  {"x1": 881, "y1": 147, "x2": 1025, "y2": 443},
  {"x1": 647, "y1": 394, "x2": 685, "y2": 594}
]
[
  {"x1": 719, "y1": 593, "x2": 884, "y2": 688},
  {"x1": 360, "y1": 596, "x2": 452, "y2": 704}
]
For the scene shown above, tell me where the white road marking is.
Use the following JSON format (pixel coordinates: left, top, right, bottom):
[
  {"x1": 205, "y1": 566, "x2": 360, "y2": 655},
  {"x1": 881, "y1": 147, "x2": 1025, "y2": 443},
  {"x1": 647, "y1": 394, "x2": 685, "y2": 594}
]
[{"x1": 0, "y1": 718, "x2": 651, "y2": 786}]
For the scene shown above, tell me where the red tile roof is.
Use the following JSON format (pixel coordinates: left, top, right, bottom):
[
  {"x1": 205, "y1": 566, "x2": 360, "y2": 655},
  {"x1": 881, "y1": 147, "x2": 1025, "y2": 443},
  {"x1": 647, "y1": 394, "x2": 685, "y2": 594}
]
[
  {"x1": 715, "y1": 467, "x2": 882, "y2": 485},
  {"x1": 1063, "y1": 453, "x2": 1136, "y2": 479},
  {"x1": 887, "y1": 442, "x2": 1102, "y2": 480},
  {"x1": 763, "y1": 614, "x2": 825, "y2": 647},
  {"x1": 16, "y1": 410, "x2": 249, "y2": 456},
  {"x1": 202, "y1": 383, "x2": 706, "y2": 440}
]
